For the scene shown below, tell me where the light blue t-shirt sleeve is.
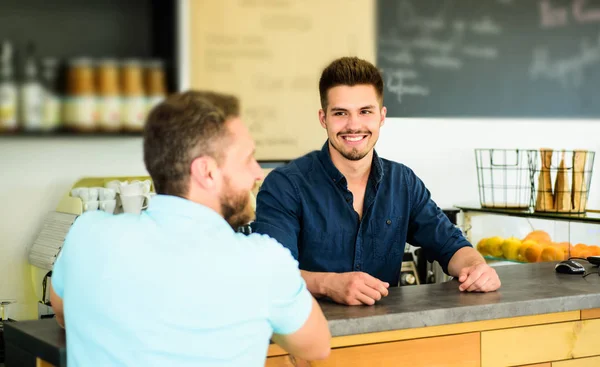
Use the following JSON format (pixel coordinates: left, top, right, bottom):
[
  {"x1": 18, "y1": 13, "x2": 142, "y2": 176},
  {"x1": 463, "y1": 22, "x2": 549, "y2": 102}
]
[{"x1": 257, "y1": 235, "x2": 313, "y2": 335}]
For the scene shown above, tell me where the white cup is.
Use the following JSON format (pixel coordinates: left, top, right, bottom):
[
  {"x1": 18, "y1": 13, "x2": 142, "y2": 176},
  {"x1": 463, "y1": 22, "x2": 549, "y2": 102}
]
[
  {"x1": 130, "y1": 180, "x2": 152, "y2": 193},
  {"x1": 105, "y1": 180, "x2": 126, "y2": 193},
  {"x1": 99, "y1": 199, "x2": 117, "y2": 214},
  {"x1": 121, "y1": 194, "x2": 151, "y2": 215},
  {"x1": 120, "y1": 181, "x2": 150, "y2": 196},
  {"x1": 83, "y1": 200, "x2": 99, "y2": 212},
  {"x1": 71, "y1": 187, "x2": 98, "y2": 202},
  {"x1": 97, "y1": 188, "x2": 116, "y2": 200}
]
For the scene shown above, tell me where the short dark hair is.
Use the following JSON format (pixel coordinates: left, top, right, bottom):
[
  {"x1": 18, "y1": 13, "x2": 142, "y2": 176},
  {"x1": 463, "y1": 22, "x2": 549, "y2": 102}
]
[
  {"x1": 184, "y1": 90, "x2": 240, "y2": 119},
  {"x1": 318, "y1": 57, "x2": 384, "y2": 110},
  {"x1": 143, "y1": 91, "x2": 238, "y2": 197}
]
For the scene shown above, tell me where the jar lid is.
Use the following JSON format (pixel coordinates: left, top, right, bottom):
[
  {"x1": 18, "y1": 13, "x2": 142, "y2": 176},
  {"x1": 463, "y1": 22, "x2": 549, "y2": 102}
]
[
  {"x1": 144, "y1": 59, "x2": 164, "y2": 68},
  {"x1": 96, "y1": 58, "x2": 119, "y2": 67},
  {"x1": 68, "y1": 57, "x2": 94, "y2": 66},
  {"x1": 121, "y1": 58, "x2": 142, "y2": 67}
]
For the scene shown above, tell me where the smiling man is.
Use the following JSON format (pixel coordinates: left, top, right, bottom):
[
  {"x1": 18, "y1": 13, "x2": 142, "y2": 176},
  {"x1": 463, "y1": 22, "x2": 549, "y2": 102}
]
[{"x1": 252, "y1": 57, "x2": 500, "y2": 306}]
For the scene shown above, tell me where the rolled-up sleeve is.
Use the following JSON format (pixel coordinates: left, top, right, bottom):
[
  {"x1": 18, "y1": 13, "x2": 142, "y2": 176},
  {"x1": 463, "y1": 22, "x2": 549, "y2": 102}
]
[
  {"x1": 252, "y1": 169, "x2": 302, "y2": 260},
  {"x1": 405, "y1": 168, "x2": 472, "y2": 274}
]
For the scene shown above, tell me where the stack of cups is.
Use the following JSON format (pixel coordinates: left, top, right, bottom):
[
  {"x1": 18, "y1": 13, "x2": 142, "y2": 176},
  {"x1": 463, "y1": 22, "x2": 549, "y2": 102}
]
[
  {"x1": 118, "y1": 180, "x2": 154, "y2": 214},
  {"x1": 70, "y1": 187, "x2": 117, "y2": 214}
]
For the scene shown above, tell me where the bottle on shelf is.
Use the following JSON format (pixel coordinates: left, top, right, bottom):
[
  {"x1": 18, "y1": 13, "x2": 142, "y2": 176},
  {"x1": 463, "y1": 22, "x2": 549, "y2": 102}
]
[
  {"x1": 40, "y1": 58, "x2": 61, "y2": 132},
  {"x1": 0, "y1": 40, "x2": 18, "y2": 132},
  {"x1": 65, "y1": 57, "x2": 97, "y2": 132},
  {"x1": 121, "y1": 59, "x2": 146, "y2": 132},
  {"x1": 144, "y1": 59, "x2": 167, "y2": 115},
  {"x1": 20, "y1": 42, "x2": 44, "y2": 132},
  {"x1": 96, "y1": 58, "x2": 121, "y2": 132}
]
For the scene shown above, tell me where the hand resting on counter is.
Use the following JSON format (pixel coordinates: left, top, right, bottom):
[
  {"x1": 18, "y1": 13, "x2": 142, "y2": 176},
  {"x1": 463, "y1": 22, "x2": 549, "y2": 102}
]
[{"x1": 302, "y1": 270, "x2": 390, "y2": 306}]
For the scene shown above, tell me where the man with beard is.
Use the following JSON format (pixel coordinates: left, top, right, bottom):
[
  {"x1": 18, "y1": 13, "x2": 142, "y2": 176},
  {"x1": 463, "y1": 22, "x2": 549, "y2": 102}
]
[
  {"x1": 252, "y1": 57, "x2": 500, "y2": 306},
  {"x1": 48, "y1": 92, "x2": 331, "y2": 367}
]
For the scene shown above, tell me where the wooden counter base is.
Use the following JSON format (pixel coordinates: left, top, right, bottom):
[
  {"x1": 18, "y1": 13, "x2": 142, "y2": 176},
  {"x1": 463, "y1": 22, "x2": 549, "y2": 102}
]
[{"x1": 266, "y1": 309, "x2": 600, "y2": 367}]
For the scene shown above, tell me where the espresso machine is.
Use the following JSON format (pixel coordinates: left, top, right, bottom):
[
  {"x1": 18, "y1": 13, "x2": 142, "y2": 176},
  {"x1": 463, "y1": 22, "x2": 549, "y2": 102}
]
[{"x1": 414, "y1": 208, "x2": 464, "y2": 284}]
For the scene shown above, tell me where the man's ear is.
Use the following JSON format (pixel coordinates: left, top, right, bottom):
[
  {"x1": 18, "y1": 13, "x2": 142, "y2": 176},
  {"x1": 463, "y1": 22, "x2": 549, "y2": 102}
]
[
  {"x1": 190, "y1": 156, "x2": 219, "y2": 190},
  {"x1": 318, "y1": 109, "x2": 327, "y2": 129},
  {"x1": 380, "y1": 106, "x2": 387, "y2": 127}
]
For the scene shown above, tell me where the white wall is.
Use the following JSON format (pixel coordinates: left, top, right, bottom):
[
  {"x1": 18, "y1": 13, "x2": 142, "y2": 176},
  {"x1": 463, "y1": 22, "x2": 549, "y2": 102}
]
[
  {"x1": 0, "y1": 137, "x2": 147, "y2": 320},
  {"x1": 377, "y1": 118, "x2": 600, "y2": 246}
]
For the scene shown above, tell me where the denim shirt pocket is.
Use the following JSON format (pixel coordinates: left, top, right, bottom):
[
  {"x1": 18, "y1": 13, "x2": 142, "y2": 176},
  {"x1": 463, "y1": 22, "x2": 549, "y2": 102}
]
[{"x1": 373, "y1": 216, "x2": 407, "y2": 260}]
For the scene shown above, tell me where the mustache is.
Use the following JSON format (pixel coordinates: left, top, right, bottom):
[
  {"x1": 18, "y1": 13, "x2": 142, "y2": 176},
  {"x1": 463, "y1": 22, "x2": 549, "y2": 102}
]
[{"x1": 338, "y1": 130, "x2": 371, "y2": 135}]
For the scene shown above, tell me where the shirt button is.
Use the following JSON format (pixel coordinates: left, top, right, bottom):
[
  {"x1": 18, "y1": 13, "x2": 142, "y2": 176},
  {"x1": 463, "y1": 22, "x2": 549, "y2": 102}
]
[
  {"x1": 386, "y1": 219, "x2": 392, "y2": 225},
  {"x1": 346, "y1": 197, "x2": 351, "y2": 203},
  {"x1": 355, "y1": 264, "x2": 360, "y2": 270}
]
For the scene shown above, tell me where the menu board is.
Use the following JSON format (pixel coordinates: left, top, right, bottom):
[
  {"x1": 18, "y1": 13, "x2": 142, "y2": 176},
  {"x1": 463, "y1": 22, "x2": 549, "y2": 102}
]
[
  {"x1": 377, "y1": 0, "x2": 600, "y2": 118},
  {"x1": 189, "y1": 0, "x2": 376, "y2": 160}
]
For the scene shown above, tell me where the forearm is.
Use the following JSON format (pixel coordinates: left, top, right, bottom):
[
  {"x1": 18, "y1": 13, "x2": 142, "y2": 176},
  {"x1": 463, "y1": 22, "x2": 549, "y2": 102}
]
[
  {"x1": 447, "y1": 246, "x2": 486, "y2": 277},
  {"x1": 300, "y1": 270, "x2": 332, "y2": 298},
  {"x1": 48, "y1": 282, "x2": 65, "y2": 328}
]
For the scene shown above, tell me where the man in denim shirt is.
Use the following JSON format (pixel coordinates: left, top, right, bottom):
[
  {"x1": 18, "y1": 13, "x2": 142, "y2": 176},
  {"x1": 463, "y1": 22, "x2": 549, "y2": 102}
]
[{"x1": 253, "y1": 57, "x2": 500, "y2": 306}]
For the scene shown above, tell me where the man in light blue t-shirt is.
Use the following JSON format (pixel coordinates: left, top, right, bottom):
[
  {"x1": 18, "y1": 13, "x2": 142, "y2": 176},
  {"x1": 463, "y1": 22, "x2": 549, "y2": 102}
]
[{"x1": 49, "y1": 91, "x2": 331, "y2": 367}]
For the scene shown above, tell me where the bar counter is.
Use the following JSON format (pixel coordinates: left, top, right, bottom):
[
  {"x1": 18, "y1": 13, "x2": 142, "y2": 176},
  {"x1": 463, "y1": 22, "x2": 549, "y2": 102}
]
[{"x1": 5, "y1": 262, "x2": 600, "y2": 366}]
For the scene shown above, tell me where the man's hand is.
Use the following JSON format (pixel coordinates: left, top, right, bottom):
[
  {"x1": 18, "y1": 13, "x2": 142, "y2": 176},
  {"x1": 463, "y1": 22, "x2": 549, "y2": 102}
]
[
  {"x1": 323, "y1": 272, "x2": 389, "y2": 305},
  {"x1": 457, "y1": 263, "x2": 501, "y2": 292}
]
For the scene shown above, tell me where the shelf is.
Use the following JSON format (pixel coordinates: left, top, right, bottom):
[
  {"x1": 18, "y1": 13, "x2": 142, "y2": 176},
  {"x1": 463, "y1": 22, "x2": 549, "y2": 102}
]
[
  {"x1": 455, "y1": 203, "x2": 600, "y2": 224},
  {"x1": 0, "y1": 130, "x2": 142, "y2": 138}
]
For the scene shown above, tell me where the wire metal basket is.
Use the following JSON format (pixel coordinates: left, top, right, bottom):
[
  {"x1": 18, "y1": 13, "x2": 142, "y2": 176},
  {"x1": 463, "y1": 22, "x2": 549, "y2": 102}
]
[
  {"x1": 532, "y1": 149, "x2": 595, "y2": 213},
  {"x1": 475, "y1": 149, "x2": 536, "y2": 209}
]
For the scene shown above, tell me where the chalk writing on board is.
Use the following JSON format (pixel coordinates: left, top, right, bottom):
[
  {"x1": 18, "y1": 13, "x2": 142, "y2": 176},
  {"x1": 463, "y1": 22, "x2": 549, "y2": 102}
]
[
  {"x1": 573, "y1": 0, "x2": 600, "y2": 23},
  {"x1": 380, "y1": 0, "x2": 504, "y2": 104},
  {"x1": 540, "y1": 0, "x2": 600, "y2": 28},
  {"x1": 470, "y1": 16, "x2": 503, "y2": 35},
  {"x1": 384, "y1": 70, "x2": 430, "y2": 103},
  {"x1": 529, "y1": 33, "x2": 600, "y2": 88},
  {"x1": 413, "y1": 36, "x2": 457, "y2": 53},
  {"x1": 422, "y1": 55, "x2": 463, "y2": 69},
  {"x1": 463, "y1": 45, "x2": 499, "y2": 59},
  {"x1": 540, "y1": 0, "x2": 569, "y2": 28},
  {"x1": 379, "y1": 50, "x2": 415, "y2": 65}
]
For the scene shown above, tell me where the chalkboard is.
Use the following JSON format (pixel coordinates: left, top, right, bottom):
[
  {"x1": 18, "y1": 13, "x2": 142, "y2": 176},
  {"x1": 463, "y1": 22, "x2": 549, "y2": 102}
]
[{"x1": 377, "y1": 0, "x2": 600, "y2": 118}]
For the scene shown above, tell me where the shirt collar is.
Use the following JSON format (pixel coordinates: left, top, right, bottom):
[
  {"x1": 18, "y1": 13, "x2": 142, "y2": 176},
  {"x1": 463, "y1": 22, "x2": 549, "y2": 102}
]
[
  {"x1": 317, "y1": 140, "x2": 385, "y2": 185},
  {"x1": 146, "y1": 194, "x2": 233, "y2": 231}
]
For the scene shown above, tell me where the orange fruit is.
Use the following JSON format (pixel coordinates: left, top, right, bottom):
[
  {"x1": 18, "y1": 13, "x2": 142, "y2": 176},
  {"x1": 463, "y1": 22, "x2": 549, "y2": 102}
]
[
  {"x1": 541, "y1": 246, "x2": 565, "y2": 262},
  {"x1": 525, "y1": 243, "x2": 544, "y2": 262},
  {"x1": 572, "y1": 243, "x2": 589, "y2": 258},
  {"x1": 524, "y1": 230, "x2": 552, "y2": 244},
  {"x1": 553, "y1": 242, "x2": 571, "y2": 258},
  {"x1": 517, "y1": 240, "x2": 536, "y2": 262},
  {"x1": 587, "y1": 246, "x2": 600, "y2": 256}
]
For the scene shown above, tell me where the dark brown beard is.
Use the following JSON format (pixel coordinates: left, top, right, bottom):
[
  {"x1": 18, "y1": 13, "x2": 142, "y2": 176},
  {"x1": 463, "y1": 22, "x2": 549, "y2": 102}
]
[
  {"x1": 330, "y1": 138, "x2": 370, "y2": 161},
  {"x1": 220, "y1": 177, "x2": 252, "y2": 229}
]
